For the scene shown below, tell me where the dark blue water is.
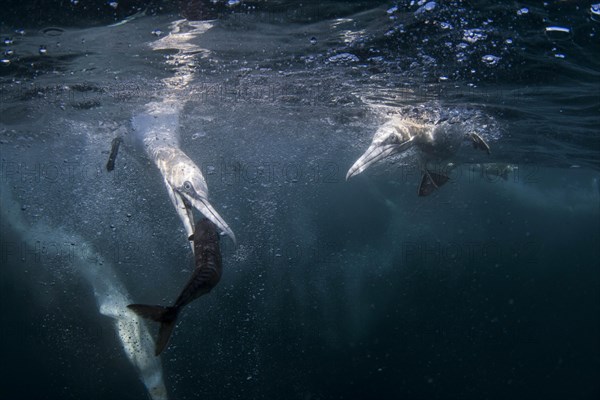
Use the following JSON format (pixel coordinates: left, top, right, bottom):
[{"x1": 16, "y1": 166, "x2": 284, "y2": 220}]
[{"x1": 1, "y1": 1, "x2": 599, "y2": 399}]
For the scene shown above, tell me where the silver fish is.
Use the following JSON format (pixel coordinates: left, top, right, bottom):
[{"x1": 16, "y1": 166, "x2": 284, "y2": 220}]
[{"x1": 128, "y1": 218, "x2": 223, "y2": 356}]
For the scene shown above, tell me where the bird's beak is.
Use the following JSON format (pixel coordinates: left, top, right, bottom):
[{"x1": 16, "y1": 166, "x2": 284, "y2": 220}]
[
  {"x1": 180, "y1": 190, "x2": 236, "y2": 245},
  {"x1": 346, "y1": 141, "x2": 410, "y2": 180}
]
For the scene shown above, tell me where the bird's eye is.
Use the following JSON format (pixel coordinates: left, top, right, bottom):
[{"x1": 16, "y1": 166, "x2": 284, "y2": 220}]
[{"x1": 183, "y1": 181, "x2": 192, "y2": 191}]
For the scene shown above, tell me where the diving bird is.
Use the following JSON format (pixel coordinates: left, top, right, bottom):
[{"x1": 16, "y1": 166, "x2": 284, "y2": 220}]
[
  {"x1": 346, "y1": 115, "x2": 491, "y2": 196},
  {"x1": 128, "y1": 218, "x2": 223, "y2": 356},
  {"x1": 131, "y1": 101, "x2": 236, "y2": 244},
  {"x1": 106, "y1": 19, "x2": 235, "y2": 245},
  {"x1": 111, "y1": 19, "x2": 235, "y2": 246}
]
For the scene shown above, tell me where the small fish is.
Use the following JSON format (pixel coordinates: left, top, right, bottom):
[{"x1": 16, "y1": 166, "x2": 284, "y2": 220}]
[{"x1": 128, "y1": 218, "x2": 223, "y2": 355}]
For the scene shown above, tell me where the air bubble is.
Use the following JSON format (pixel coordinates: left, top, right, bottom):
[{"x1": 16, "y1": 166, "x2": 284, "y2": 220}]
[
  {"x1": 327, "y1": 53, "x2": 359, "y2": 63},
  {"x1": 424, "y1": 2, "x2": 436, "y2": 11},
  {"x1": 463, "y1": 29, "x2": 487, "y2": 43},
  {"x1": 481, "y1": 54, "x2": 501, "y2": 66},
  {"x1": 545, "y1": 26, "x2": 571, "y2": 40}
]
